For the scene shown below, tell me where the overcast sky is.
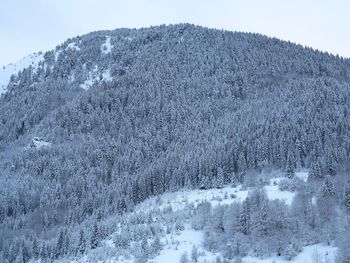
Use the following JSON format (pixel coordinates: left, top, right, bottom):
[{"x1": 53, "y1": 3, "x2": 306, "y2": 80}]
[{"x1": 1, "y1": 0, "x2": 349, "y2": 66}]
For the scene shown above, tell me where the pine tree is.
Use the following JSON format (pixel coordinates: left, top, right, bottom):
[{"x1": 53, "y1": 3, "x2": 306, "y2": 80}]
[
  {"x1": 151, "y1": 236, "x2": 162, "y2": 256},
  {"x1": 309, "y1": 159, "x2": 323, "y2": 181},
  {"x1": 63, "y1": 228, "x2": 71, "y2": 255},
  {"x1": 55, "y1": 228, "x2": 65, "y2": 258},
  {"x1": 286, "y1": 150, "x2": 296, "y2": 179},
  {"x1": 322, "y1": 176, "x2": 336, "y2": 197},
  {"x1": 43, "y1": 212, "x2": 50, "y2": 228},
  {"x1": 240, "y1": 197, "x2": 251, "y2": 235},
  {"x1": 20, "y1": 241, "x2": 30, "y2": 263},
  {"x1": 317, "y1": 176, "x2": 336, "y2": 225},
  {"x1": 326, "y1": 151, "x2": 337, "y2": 176},
  {"x1": 237, "y1": 151, "x2": 247, "y2": 182},
  {"x1": 257, "y1": 199, "x2": 269, "y2": 237},
  {"x1": 191, "y1": 245, "x2": 199, "y2": 262},
  {"x1": 180, "y1": 252, "x2": 189, "y2": 263},
  {"x1": 77, "y1": 229, "x2": 86, "y2": 255},
  {"x1": 90, "y1": 221, "x2": 99, "y2": 249},
  {"x1": 216, "y1": 166, "x2": 224, "y2": 188},
  {"x1": 32, "y1": 237, "x2": 39, "y2": 259},
  {"x1": 344, "y1": 181, "x2": 350, "y2": 213},
  {"x1": 40, "y1": 244, "x2": 48, "y2": 260}
]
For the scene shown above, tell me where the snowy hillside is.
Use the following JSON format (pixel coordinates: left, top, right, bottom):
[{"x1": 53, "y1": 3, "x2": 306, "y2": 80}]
[
  {"x1": 66, "y1": 171, "x2": 339, "y2": 263},
  {"x1": 136, "y1": 175, "x2": 300, "y2": 213},
  {"x1": 1, "y1": 25, "x2": 350, "y2": 263},
  {"x1": 0, "y1": 53, "x2": 44, "y2": 94}
]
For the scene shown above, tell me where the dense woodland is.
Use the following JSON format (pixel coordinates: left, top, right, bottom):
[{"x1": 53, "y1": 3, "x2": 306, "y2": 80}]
[{"x1": 0, "y1": 24, "x2": 350, "y2": 262}]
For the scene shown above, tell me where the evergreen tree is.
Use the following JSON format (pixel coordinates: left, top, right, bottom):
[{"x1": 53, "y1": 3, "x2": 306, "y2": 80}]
[
  {"x1": 191, "y1": 245, "x2": 199, "y2": 262},
  {"x1": 216, "y1": 166, "x2": 224, "y2": 188},
  {"x1": 55, "y1": 228, "x2": 65, "y2": 258},
  {"x1": 239, "y1": 197, "x2": 251, "y2": 235},
  {"x1": 40, "y1": 244, "x2": 48, "y2": 260},
  {"x1": 90, "y1": 221, "x2": 99, "y2": 249},
  {"x1": 77, "y1": 229, "x2": 86, "y2": 255},
  {"x1": 32, "y1": 237, "x2": 39, "y2": 259},
  {"x1": 322, "y1": 176, "x2": 336, "y2": 197},
  {"x1": 326, "y1": 151, "x2": 337, "y2": 176},
  {"x1": 285, "y1": 150, "x2": 296, "y2": 179},
  {"x1": 344, "y1": 181, "x2": 350, "y2": 213},
  {"x1": 309, "y1": 159, "x2": 324, "y2": 181}
]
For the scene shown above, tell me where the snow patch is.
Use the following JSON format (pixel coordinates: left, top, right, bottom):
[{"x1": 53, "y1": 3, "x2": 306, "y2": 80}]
[
  {"x1": 102, "y1": 36, "x2": 113, "y2": 54},
  {"x1": 137, "y1": 185, "x2": 249, "y2": 213},
  {"x1": 153, "y1": 229, "x2": 203, "y2": 263},
  {"x1": 54, "y1": 50, "x2": 62, "y2": 62},
  {"x1": 0, "y1": 53, "x2": 44, "y2": 94},
  {"x1": 66, "y1": 42, "x2": 81, "y2": 51},
  {"x1": 138, "y1": 177, "x2": 296, "y2": 213},
  {"x1": 80, "y1": 66, "x2": 112, "y2": 90},
  {"x1": 28, "y1": 137, "x2": 51, "y2": 149},
  {"x1": 152, "y1": 228, "x2": 219, "y2": 263},
  {"x1": 242, "y1": 243, "x2": 337, "y2": 263},
  {"x1": 295, "y1": 170, "x2": 309, "y2": 182},
  {"x1": 266, "y1": 178, "x2": 295, "y2": 206},
  {"x1": 102, "y1": 70, "x2": 113, "y2": 82}
]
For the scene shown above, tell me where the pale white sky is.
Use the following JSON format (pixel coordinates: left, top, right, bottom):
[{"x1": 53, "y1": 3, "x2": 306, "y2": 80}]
[{"x1": 1, "y1": 0, "x2": 349, "y2": 66}]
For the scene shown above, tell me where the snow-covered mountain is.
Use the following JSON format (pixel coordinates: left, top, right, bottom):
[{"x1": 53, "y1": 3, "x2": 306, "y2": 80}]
[{"x1": 1, "y1": 24, "x2": 350, "y2": 263}]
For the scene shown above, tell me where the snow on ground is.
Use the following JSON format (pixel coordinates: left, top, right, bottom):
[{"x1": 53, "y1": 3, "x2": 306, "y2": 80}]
[
  {"x1": 80, "y1": 66, "x2": 112, "y2": 90},
  {"x1": 266, "y1": 178, "x2": 295, "y2": 206},
  {"x1": 102, "y1": 70, "x2": 113, "y2": 82},
  {"x1": 72, "y1": 171, "x2": 336, "y2": 263},
  {"x1": 137, "y1": 185, "x2": 250, "y2": 213},
  {"x1": 25, "y1": 137, "x2": 51, "y2": 150},
  {"x1": 138, "y1": 177, "x2": 296, "y2": 213},
  {"x1": 243, "y1": 243, "x2": 337, "y2": 263},
  {"x1": 55, "y1": 50, "x2": 62, "y2": 62},
  {"x1": 150, "y1": 227, "x2": 219, "y2": 263},
  {"x1": 151, "y1": 228, "x2": 203, "y2": 263},
  {"x1": 102, "y1": 36, "x2": 113, "y2": 54},
  {"x1": 66, "y1": 42, "x2": 81, "y2": 51},
  {"x1": 295, "y1": 170, "x2": 309, "y2": 182},
  {"x1": 0, "y1": 53, "x2": 44, "y2": 94},
  {"x1": 152, "y1": 228, "x2": 336, "y2": 263}
]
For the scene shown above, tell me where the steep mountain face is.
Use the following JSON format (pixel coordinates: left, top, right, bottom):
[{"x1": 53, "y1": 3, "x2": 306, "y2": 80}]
[{"x1": 1, "y1": 24, "x2": 350, "y2": 262}]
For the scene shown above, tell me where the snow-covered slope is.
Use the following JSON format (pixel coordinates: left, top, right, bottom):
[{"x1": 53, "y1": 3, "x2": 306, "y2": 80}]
[
  {"x1": 80, "y1": 66, "x2": 112, "y2": 90},
  {"x1": 71, "y1": 171, "x2": 337, "y2": 263},
  {"x1": 0, "y1": 53, "x2": 44, "y2": 94},
  {"x1": 69, "y1": 171, "x2": 339, "y2": 263},
  {"x1": 136, "y1": 175, "x2": 298, "y2": 213}
]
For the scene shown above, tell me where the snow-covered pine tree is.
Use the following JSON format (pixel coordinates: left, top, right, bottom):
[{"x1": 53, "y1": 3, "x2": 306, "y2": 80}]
[
  {"x1": 344, "y1": 181, "x2": 350, "y2": 213},
  {"x1": 32, "y1": 237, "x2": 39, "y2": 259},
  {"x1": 308, "y1": 159, "x2": 324, "y2": 181},
  {"x1": 216, "y1": 166, "x2": 224, "y2": 188},
  {"x1": 55, "y1": 228, "x2": 65, "y2": 258},
  {"x1": 239, "y1": 197, "x2": 251, "y2": 235},
  {"x1": 77, "y1": 229, "x2": 86, "y2": 255},
  {"x1": 322, "y1": 176, "x2": 336, "y2": 197},
  {"x1": 90, "y1": 221, "x2": 99, "y2": 249}
]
